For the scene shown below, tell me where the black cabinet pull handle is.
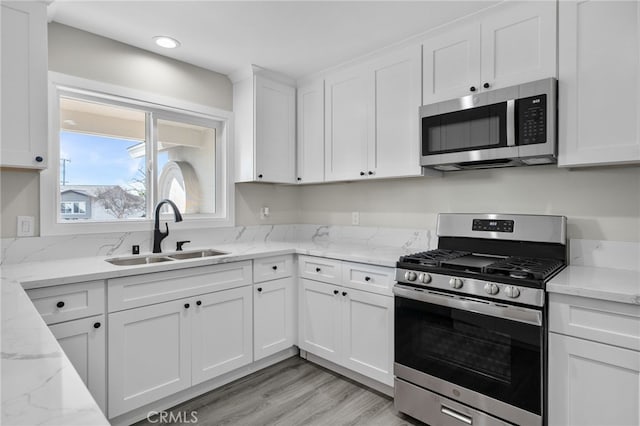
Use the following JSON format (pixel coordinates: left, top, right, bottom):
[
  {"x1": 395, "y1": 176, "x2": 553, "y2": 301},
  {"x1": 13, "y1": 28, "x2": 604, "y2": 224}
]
[
  {"x1": 56, "y1": 301, "x2": 65, "y2": 308},
  {"x1": 257, "y1": 287, "x2": 263, "y2": 293},
  {"x1": 360, "y1": 171, "x2": 365, "y2": 176},
  {"x1": 483, "y1": 82, "x2": 490, "y2": 89},
  {"x1": 333, "y1": 290, "x2": 339, "y2": 295},
  {"x1": 297, "y1": 177, "x2": 302, "y2": 181},
  {"x1": 470, "y1": 86, "x2": 476, "y2": 92},
  {"x1": 272, "y1": 265, "x2": 278, "y2": 270},
  {"x1": 93, "y1": 322, "x2": 101, "y2": 329},
  {"x1": 368, "y1": 171, "x2": 373, "y2": 175},
  {"x1": 35, "y1": 156, "x2": 44, "y2": 163},
  {"x1": 184, "y1": 303, "x2": 190, "y2": 309},
  {"x1": 196, "y1": 300, "x2": 202, "y2": 306},
  {"x1": 342, "y1": 291, "x2": 348, "y2": 296},
  {"x1": 315, "y1": 267, "x2": 321, "y2": 272},
  {"x1": 258, "y1": 174, "x2": 263, "y2": 179},
  {"x1": 365, "y1": 276, "x2": 371, "y2": 281}
]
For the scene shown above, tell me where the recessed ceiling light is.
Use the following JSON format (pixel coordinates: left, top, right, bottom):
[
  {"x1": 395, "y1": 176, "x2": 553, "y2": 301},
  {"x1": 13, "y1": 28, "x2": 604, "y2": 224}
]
[{"x1": 153, "y1": 36, "x2": 181, "y2": 49}]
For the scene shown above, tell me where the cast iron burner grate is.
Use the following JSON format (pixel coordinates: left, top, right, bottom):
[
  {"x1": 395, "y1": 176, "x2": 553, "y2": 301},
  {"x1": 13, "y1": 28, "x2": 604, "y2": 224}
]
[
  {"x1": 485, "y1": 257, "x2": 565, "y2": 280},
  {"x1": 400, "y1": 249, "x2": 471, "y2": 267}
]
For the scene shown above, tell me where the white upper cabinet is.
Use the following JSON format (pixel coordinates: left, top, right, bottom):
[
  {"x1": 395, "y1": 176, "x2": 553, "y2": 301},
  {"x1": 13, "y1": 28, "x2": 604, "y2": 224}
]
[
  {"x1": 324, "y1": 65, "x2": 371, "y2": 181},
  {"x1": 297, "y1": 80, "x2": 325, "y2": 184},
  {"x1": 233, "y1": 68, "x2": 296, "y2": 183},
  {"x1": 423, "y1": 1, "x2": 557, "y2": 104},
  {"x1": 324, "y1": 46, "x2": 423, "y2": 182},
  {"x1": 370, "y1": 45, "x2": 422, "y2": 179},
  {"x1": 1, "y1": 1, "x2": 48, "y2": 169},
  {"x1": 558, "y1": 0, "x2": 640, "y2": 167}
]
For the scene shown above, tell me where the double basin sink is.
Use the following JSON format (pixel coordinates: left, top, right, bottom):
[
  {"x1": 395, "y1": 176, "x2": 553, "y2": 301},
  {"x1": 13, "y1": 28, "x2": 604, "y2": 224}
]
[{"x1": 106, "y1": 249, "x2": 228, "y2": 266}]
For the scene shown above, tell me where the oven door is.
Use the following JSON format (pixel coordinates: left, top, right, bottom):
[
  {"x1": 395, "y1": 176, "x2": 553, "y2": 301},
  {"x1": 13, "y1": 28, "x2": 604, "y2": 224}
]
[{"x1": 393, "y1": 284, "x2": 544, "y2": 425}]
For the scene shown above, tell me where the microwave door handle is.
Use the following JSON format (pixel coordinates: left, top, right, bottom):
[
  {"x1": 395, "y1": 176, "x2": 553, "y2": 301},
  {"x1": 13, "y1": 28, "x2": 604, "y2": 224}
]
[{"x1": 507, "y1": 99, "x2": 516, "y2": 147}]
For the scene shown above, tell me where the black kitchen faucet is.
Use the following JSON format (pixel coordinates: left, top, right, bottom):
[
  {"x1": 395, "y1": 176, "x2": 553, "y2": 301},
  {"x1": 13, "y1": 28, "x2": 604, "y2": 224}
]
[{"x1": 152, "y1": 199, "x2": 183, "y2": 253}]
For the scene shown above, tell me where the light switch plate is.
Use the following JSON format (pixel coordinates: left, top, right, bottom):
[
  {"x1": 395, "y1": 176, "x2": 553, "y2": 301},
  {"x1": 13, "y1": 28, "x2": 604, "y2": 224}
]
[
  {"x1": 351, "y1": 211, "x2": 360, "y2": 226},
  {"x1": 17, "y1": 216, "x2": 35, "y2": 237}
]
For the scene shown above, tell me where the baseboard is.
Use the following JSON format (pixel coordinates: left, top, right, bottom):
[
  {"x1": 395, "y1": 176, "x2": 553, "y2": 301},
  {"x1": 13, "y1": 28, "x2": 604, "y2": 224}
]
[
  {"x1": 300, "y1": 350, "x2": 394, "y2": 398},
  {"x1": 110, "y1": 347, "x2": 299, "y2": 426}
]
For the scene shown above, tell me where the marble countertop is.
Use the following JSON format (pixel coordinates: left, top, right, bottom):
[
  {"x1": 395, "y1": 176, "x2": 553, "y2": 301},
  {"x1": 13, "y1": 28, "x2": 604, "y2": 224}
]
[
  {"x1": 547, "y1": 265, "x2": 640, "y2": 305},
  {"x1": 1, "y1": 241, "x2": 405, "y2": 426}
]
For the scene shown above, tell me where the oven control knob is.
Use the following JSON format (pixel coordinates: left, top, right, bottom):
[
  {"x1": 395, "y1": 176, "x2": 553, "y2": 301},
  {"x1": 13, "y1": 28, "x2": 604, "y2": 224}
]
[
  {"x1": 484, "y1": 283, "x2": 499, "y2": 295},
  {"x1": 505, "y1": 286, "x2": 521, "y2": 298},
  {"x1": 418, "y1": 273, "x2": 432, "y2": 284},
  {"x1": 449, "y1": 278, "x2": 463, "y2": 289},
  {"x1": 404, "y1": 271, "x2": 417, "y2": 282}
]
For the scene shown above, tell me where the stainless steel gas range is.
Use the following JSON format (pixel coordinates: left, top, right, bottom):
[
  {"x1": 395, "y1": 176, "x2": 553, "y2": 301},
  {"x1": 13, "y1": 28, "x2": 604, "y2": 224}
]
[{"x1": 393, "y1": 213, "x2": 567, "y2": 426}]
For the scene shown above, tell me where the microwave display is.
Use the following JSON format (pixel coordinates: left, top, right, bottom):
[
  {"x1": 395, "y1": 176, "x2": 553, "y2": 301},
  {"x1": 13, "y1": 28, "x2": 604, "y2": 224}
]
[{"x1": 517, "y1": 94, "x2": 547, "y2": 145}]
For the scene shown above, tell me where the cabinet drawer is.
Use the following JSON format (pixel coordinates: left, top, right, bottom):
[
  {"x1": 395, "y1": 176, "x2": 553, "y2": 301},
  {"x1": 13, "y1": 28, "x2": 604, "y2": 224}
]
[
  {"x1": 342, "y1": 261, "x2": 395, "y2": 296},
  {"x1": 26, "y1": 281, "x2": 105, "y2": 325},
  {"x1": 299, "y1": 255, "x2": 342, "y2": 284},
  {"x1": 549, "y1": 293, "x2": 640, "y2": 351},
  {"x1": 253, "y1": 255, "x2": 293, "y2": 283},
  {"x1": 108, "y1": 261, "x2": 252, "y2": 312}
]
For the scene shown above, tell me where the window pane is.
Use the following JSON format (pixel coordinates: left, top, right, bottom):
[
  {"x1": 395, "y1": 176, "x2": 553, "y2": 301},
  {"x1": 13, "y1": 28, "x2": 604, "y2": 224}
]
[
  {"x1": 156, "y1": 119, "x2": 215, "y2": 215},
  {"x1": 59, "y1": 97, "x2": 147, "y2": 221}
]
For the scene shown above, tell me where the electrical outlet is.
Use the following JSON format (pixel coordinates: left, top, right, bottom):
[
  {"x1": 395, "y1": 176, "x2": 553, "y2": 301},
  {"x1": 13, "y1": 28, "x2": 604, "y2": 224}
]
[
  {"x1": 351, "y1": 211, "x2": 360, "y2": 226},
  {"x1": 260, "y1": 206, "x2": 270, "y2": 220},
  {"x1": 17, "y1": 216, "x2": 34, "y2": 237}
]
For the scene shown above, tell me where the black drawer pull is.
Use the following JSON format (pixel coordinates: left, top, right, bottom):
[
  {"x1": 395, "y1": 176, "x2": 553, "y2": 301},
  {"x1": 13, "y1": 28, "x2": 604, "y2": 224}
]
[
  {"x1": 272, "y1": 265, "x2": 278, "y2": 270},
  {"x1": 342, "y1": 291, "x2": 348, "y2": 296},
  {"x1": 257, "y1": 287, "x2": 263, "y2": 293},
  {"x1": 184, "y1": 303, "x2": 190, "y2": 309},
  {"x1": 196, "y1": 300, "x2": 202, "y2": 306},
  {"x1": 315, "y1": 267, "x2": 321, "y2": 272},
  {"x1": 93, "y1": 322, "x2": 101, "y2": 329},
  {"x1": 56, "y1": 301, "x2": 65, "y2": 308},
  {"x1": 35, "y1": 156, "x2": 44, "y2": 163},
  {"x1": 333, "y1": 290, "x2": 339, "y2": 295},
  {"x1": 365, "y1": 276, "x2": 371, "y2": 281}
]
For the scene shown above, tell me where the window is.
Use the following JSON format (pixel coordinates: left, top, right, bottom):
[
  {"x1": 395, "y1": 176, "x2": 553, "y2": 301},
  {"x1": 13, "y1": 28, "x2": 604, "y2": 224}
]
[{"x1": 42, "y1": 73, "x2": 233, "y2": 235}]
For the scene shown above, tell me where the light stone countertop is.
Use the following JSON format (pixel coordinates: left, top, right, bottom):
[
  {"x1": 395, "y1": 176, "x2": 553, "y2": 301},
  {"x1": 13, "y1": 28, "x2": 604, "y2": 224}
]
[
  {"x1": 3, "y1": 239, "x2": 639, "y2": 426},
  {"x1": 0, "y1": 241, "x2": 405, "y2": 426},
  {"x1": 547, "y1": 265, "x2": 640, "y2": 305}
]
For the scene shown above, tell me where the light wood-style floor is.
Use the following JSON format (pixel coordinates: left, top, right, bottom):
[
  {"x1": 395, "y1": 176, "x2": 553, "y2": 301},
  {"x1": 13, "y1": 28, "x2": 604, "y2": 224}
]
[{"x1": 134, "y1": 356, "x2": 423, "y2": 426}]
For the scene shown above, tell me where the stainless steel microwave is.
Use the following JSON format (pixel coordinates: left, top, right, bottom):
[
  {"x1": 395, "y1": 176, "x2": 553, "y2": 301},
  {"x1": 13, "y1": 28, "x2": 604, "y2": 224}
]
[{"x1": 420, "y1": 78, "x2": 557, "y2": 171}]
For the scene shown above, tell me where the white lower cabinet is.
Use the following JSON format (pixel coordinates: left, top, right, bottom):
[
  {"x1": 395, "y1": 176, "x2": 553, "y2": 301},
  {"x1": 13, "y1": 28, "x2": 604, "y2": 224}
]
[
  {"x1": 299, "y1": 277, "x2": 394, "y2": 386},
  {"x1": 49, "y1": 314, "x2": 106, "y2": 413},
  {"x1": 548, "y1": 333, "x2": 640, "y2": 426},
  {"x1": 108, "y1": 286, "x2": 253, "y2": 418},
  {"x1": 253, "y1": 277, "x2": 296, "y2": 361},
  {"x1": 548, "y1": 293, "x2": 640, "y2": 426}
]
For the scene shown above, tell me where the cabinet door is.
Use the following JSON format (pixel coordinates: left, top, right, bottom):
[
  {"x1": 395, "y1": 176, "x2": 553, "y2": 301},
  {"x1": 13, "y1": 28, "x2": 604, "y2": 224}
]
[
  {"x1": 297, "y1": 80, "x2": 325, "y2": 183},
  {"x1": 191, "y1": 286, "x2": 253, "y2": 385},
  {"x1": 325, "y1": 66, "x2": 371, "y2": 181},
  {"x1": 0, "y1": 1, "x2": 48, "y2": 169},
  {"x1": 253, "y1": 278, "x2": 296, "y2": 361},
  {"x1": 255, "y1": 75, "x2": 296, "y2": 183},
  {"x1": 108, "y1": 299, "x2": 191, "y2": 418},
  {"x1": 548, "y1": 333, "x2": 640, "y2": 426},
  {"x1": 341, "y1": 288, "x2": 394, "y2": 386},
  {"x1": 370, "y1": 46, "x2": 422, "y2": 179},
  {"x1": 422, "y1": 23, "x2": 481, "y2": 104},
  {"x1": 49, "y1": 314, "x2": 106, "y2": 413},
  {"x1": 558, "y1": 0, "x2": 640, "y2": 166},
  {"x1": 481, "y1": 1, "x2": 557, "y2": 90},
  {"x1": 299, "y1": 278, "x2": 341, "y2": 364}
]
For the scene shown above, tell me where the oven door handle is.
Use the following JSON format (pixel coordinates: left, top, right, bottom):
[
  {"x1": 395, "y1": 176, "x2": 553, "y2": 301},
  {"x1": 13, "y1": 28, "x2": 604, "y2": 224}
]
[{"x1": 393, "y1": 284, "x2": 542, "y2": 326}]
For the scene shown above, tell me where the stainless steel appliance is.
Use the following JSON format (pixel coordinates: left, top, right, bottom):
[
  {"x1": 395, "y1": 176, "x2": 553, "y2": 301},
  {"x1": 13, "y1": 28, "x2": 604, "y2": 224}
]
[
  {"x1": 420, "y1": 78, "x2": 557, "y2": 171},
  {"x1": 394, "y1": 213, "x2": 567, "y2": 426}
]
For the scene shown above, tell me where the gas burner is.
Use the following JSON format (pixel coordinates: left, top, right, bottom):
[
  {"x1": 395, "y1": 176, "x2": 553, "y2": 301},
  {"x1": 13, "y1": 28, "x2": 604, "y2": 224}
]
[
  {"x1": 486, "y1": 257, "x2": 565, "y2": 281},
  {"x1": 400, "y1": 249, "x2": 470, "y2": 267}
]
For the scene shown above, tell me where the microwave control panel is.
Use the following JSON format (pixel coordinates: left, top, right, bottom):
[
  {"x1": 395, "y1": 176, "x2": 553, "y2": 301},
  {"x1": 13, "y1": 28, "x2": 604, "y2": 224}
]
[{"x1": 517, "y1": 94, "x2": 547, "y2": 145}]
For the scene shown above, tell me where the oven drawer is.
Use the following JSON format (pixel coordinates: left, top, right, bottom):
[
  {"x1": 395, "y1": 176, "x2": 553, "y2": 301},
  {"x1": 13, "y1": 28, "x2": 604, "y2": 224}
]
[
  {"x1": 549, "y1": 293, "x2": 640, "y2": 351},
  {"x1": 394, "y1": 378, "x2": 513, "y2": 426},
  {"x1": 298, "y1": 255, "x2": 342, "y2": 284},
  {"x1": 342, "y1": 261, "x2": 394, "y2": 296}
]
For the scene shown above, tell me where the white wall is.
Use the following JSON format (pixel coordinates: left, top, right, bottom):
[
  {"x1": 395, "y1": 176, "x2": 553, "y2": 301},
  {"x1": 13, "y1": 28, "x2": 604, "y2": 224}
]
[{"x1": 298, "y1": 165, "x2": 640, "y2": 242}]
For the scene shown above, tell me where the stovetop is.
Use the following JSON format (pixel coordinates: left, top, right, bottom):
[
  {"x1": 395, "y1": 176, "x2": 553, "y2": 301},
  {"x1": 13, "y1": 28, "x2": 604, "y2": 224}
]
[{"x1": 398, "y1": 249, "x2": 566, "y2": 288}]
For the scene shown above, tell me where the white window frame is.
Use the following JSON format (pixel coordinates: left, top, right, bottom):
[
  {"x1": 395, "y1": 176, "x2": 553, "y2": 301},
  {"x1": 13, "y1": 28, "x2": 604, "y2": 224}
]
[{"x1": 42, "y1": 72, "x2": 235, "y2": 236}]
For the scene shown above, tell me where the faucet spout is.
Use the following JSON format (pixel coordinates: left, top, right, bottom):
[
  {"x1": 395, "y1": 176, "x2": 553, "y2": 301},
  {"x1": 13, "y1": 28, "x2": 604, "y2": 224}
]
[{"x1": 152, "y1": 199, "x2": 183, "y2": 253}]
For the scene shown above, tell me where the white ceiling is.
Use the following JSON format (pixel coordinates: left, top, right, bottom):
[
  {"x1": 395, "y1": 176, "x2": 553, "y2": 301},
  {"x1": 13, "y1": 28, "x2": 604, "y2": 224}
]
[{"x1": 48, "y1": 1, "x2": 500, "y2": 80}]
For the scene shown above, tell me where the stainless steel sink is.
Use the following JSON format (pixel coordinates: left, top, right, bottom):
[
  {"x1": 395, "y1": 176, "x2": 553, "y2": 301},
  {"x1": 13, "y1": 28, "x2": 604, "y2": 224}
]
[
  {"x1": 105, "y1": 255, "x2": 174, "y2": 266},
  {"x1": 105, "y1": 249, "x2": 228, "y2": 266},
  {"x1": 167, "y1": 249, "x2": 228, "y2": 260}
]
